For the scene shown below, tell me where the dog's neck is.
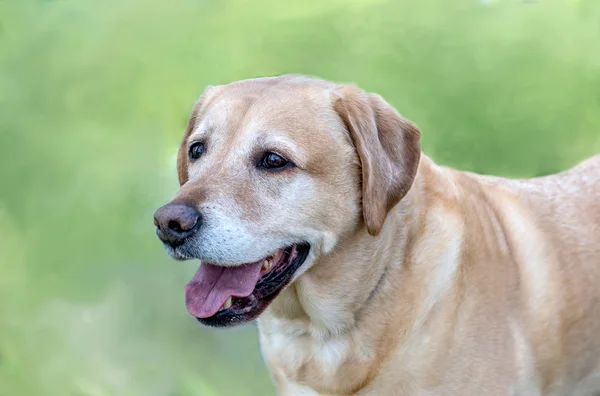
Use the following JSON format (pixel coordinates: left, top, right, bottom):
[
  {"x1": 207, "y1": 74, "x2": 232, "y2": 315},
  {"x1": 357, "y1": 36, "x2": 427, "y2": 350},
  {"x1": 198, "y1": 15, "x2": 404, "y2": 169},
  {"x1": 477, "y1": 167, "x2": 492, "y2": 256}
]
[{"x1": 257, "y1": 155, "x2": 470, "y2": 392}]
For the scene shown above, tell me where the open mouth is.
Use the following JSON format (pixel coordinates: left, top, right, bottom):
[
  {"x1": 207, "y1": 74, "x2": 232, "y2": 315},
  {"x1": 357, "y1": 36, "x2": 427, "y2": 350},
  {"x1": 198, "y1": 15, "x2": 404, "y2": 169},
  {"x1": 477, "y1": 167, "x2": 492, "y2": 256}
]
[{"x1": 185, "y1": 243, "x2": 310, "y2": 327}]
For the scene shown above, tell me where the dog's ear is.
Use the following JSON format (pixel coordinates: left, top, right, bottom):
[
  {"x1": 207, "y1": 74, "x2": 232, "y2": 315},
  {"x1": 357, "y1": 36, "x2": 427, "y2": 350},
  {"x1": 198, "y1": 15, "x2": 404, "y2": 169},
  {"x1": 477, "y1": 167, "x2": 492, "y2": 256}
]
[
  {"x1": 177, "y1": 85, "x2": 222, "y2": 185},
  {"x1": 333, "y1": 85, "x2": 421, "y2": 236}
]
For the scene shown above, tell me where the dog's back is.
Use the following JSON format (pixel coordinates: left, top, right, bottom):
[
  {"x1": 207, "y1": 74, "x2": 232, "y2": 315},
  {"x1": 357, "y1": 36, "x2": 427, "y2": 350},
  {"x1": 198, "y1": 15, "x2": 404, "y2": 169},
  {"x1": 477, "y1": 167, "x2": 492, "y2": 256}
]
[{"x1": 517, "y1": 155, "x2": 600, "y2": 274}]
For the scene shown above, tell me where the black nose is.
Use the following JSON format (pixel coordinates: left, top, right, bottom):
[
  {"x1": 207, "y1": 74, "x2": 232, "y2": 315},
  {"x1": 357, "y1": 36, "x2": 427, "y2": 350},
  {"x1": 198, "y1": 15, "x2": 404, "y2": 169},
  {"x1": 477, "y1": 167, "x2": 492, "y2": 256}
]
[{"x1": 153, "y1": 203, "x2": 201, "y2": 246}]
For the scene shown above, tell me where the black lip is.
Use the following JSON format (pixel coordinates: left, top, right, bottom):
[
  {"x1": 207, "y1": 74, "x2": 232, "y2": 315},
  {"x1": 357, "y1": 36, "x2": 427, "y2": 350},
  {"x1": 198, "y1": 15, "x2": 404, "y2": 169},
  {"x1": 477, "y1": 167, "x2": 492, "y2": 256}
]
[{"x1": 195, "y1": 243, "x2": 310, "y2": 328}]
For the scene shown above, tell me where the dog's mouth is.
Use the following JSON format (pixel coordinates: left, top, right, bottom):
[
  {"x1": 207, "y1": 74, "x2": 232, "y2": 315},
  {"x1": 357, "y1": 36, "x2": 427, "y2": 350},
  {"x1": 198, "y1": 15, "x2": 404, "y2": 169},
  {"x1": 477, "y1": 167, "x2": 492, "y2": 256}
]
[{"x1": 185, "y1": 243, "x2": 310, "y2": 327}]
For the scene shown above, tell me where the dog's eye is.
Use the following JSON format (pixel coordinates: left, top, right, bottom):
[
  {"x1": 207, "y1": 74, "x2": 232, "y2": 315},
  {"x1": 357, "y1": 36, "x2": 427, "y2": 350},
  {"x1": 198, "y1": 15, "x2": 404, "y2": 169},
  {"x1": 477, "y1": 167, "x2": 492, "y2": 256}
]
[
  {"x1": 188, "y1": 142, "x2": 205, "y2": 161},
  {"x1": 260, "y1": 152, "x2": 290, "y2": 170}
]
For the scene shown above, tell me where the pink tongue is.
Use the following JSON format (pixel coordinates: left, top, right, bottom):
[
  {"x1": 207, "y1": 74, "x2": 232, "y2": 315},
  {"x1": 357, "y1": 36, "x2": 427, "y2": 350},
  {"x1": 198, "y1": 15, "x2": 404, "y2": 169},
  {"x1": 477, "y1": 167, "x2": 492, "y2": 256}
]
[{"x1": 185, "y1": 261, "x2": 262, "y2": 318}]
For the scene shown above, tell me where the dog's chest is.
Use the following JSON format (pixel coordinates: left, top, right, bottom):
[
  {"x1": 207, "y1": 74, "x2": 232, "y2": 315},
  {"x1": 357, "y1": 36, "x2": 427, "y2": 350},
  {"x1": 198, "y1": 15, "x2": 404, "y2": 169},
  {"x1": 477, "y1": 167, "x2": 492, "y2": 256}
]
[
  {"x1": 263, "y1": 329, "x2": 350, "y2": 375},
  {"x1": 258, "y1": 322, "x2": 373, "y2": 394}
]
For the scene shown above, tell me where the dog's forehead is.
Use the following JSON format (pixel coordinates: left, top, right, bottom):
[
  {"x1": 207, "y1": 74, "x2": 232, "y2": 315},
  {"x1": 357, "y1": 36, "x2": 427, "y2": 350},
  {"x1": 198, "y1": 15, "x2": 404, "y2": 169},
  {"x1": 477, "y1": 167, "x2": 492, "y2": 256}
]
[{"x1": 190, "y1": 79, "x2": 341, "y2": 144}]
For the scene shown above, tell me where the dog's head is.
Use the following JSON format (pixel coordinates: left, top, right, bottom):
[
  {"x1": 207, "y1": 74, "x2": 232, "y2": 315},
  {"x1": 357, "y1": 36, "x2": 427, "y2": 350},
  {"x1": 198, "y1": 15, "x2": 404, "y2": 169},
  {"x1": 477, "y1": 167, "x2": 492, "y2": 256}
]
[{"x1": 154, "y1": 75, "x2": 420, "y2": 327}]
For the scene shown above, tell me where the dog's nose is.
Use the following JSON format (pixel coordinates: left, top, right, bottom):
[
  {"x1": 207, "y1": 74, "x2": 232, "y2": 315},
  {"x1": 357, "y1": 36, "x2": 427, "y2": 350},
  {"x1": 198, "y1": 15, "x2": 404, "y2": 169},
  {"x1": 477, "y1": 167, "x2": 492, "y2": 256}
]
[{"x1": 153, "y1": 203, "x2": 201, "y2": 246}]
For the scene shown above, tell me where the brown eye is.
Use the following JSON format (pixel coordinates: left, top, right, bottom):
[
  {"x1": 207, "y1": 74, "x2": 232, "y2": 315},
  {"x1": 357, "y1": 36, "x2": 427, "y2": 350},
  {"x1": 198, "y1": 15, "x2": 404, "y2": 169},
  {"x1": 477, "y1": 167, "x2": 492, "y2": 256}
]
[
  {"x1": 189, "y1": 142, "x2": 205, "y2": 161},
  {"x1": 260, "y1": 152, "x2": 290, "y2": 170}
]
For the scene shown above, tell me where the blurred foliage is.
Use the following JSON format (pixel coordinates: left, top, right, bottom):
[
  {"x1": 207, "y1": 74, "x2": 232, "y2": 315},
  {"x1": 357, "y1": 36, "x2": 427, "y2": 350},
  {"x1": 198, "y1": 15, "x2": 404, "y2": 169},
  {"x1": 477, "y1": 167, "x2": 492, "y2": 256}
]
[{"x1": 0, "y1": 0, "x2": 599, "y2": 395}]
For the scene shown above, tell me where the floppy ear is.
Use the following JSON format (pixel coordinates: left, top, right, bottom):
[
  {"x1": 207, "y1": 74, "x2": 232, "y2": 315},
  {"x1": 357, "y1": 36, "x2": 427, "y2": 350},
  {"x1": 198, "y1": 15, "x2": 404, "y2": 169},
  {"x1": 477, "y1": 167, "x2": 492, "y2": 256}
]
[
  {"x1": 333, "y1": 85, "x2": 421, "y2": 236},
  {"x1": 177, "y1": 85, "x2": 222, "y2": 185}
]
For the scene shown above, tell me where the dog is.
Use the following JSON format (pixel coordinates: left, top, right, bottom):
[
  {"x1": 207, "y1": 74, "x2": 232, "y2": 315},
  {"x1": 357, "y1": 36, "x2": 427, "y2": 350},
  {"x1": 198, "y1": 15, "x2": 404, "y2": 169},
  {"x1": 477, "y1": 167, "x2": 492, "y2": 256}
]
[{"x1": 154, "y1": 75, "x2": 600, "y2": 395}]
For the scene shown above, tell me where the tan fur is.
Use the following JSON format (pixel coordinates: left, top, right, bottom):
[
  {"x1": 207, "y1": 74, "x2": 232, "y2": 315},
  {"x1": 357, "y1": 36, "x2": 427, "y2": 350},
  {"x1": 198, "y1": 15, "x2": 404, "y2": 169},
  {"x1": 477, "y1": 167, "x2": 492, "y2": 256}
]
[{"x1": 171, "y1": 75, "x2": 600, "y2": 395}]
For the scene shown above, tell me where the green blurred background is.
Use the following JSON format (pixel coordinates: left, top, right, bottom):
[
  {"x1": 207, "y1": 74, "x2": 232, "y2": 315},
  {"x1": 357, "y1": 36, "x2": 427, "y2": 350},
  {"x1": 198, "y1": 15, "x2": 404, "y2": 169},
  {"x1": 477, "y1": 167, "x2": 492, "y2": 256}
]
[{"x1": 1, "y1": 0, "x2": 599, "y2": 395}]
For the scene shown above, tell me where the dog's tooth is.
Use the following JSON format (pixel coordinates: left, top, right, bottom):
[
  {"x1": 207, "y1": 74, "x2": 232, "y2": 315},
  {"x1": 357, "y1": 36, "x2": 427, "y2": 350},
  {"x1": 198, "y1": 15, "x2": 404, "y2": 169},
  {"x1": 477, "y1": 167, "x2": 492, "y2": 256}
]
[
  {"x1": 222, "y1": 296, "x2": 232, "y2": 310},
  {"x1": 262, "y1": 259, "x2": 272, "y2": 271}
]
